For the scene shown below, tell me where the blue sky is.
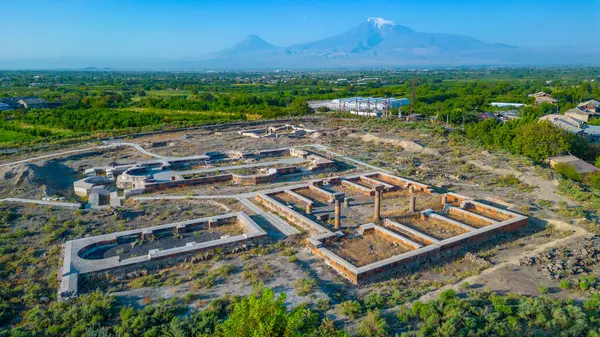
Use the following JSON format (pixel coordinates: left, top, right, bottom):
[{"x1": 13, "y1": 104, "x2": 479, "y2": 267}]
[{"x1": 0, "y1": 0, "x2": 598, "y2": 59}]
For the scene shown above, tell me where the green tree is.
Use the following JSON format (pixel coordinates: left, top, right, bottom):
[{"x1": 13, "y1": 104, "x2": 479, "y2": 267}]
[
  {"x1": 511, "y1": 121, "x2": 571, "y2": 162},
  {"x1": 219, "y1": 288, "x2": 319, "y2": 337}
]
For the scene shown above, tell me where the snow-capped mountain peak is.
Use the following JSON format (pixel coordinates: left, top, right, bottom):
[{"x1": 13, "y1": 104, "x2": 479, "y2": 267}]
[{"x1": 367, "y1": 17, "x2": 396, "y2": 29}]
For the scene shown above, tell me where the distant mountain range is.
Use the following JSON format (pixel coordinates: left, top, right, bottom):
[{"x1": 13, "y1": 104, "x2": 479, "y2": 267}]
[
  {"x1": 188, "y1": 17, "x2": 600, "y2": 69},
  {"x1": 2, "y1": 18, "x2": 599, "y2": 69}
]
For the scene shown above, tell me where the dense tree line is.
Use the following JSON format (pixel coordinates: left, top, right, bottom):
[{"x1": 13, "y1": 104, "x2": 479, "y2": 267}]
[
  {"x1": 464, "y1": 104, "x2": 595, "y2": 162},
  {"x1": 5, "y1": 287, "x2": 600, "y2": 336},
  {"x1": 398, "y1": 289, "x2": 600, "y2": 337},
  {"x1": 7, "y1": 289, "x2": 348, "y2": 337},
  {"x1": 14, "y1": 108, "x2": 244, "y2": 133}
]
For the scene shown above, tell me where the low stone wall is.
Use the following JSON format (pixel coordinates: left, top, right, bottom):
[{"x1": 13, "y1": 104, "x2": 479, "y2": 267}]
[
  {"x1": 359, "y1": 176, "x2": 396, "y2": 191},
  {"x1": 299, "y1": 177, "x2": 529, "y2": 285},
  {"x1": 341, "y1": 179, "x2": 374, "y2": 196},
  {"x1": 143, "y1": 167, "x2": 298, "y2": 192},
  {"x1": 307, "y1": 183, "x2": 345, "y2": 203},
  {"x1": 59, "y1": 212, "x2": 266, "y2": 300},
  {"x1": 255, "y1": 193, "x2": 331, "y2": 235},
  {"x1": 463, "y1": 200, "x2": 515, "y2": 221},
  {"x1": 446, "y1": 206, "x2": 497, "y2": 226},
  {"x1": 446, "y1": 192, "x2": 468, "y2": 205},
  {"x1": 374, "y1": 172, "x2": 432, "y2": 193}
]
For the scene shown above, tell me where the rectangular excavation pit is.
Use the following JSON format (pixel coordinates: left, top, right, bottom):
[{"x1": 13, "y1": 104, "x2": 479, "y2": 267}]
[
  {"x1": 359, "y1": 176, "x2": 396, "y2": 191},
  {"x1": 380, "y1": 192, "x2": 444, "y2": 215},
  {"x1": 306, "y1": 183, "x2": 345, "y2": 203},
  {"x1": 463, "y1": 202, "x2": 514, "y2": 222},
  {"x1": 387, "y1": 214, "x2": 469, "y2": 241},
  {"x1": 384, "y1": 219, "x2": 440, "y2": 246},
  {"x1": 442, "y1": 207, "x2": 496, "y2": 228},
  {"x1": 325, "y1": 233, "x2": 415, "y2": 267},
  {"x1": 255, "y1": 193, "x2": 331, "y2": 235},
  {"x1": 367, "y1": 173, "x2": 430, "y2": 191},
  {"x1": 322, "y1": 224, "x2": 420, "y2": 268},
  {"x1": 294, "y1": 187, "x2": 332, "y2": 206},
  {"x1": 341, "y1": 179, "x2": 374, "y2": 196},
  {"x1": 270, "y1": 192, "x2": 321, "y2": 218},
  {"x1": 94, "y1": 221, "x2": 245, "y2": 260}
]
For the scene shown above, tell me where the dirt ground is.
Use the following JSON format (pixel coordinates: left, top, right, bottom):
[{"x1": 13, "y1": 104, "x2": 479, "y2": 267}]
[
  {"x1": 326, "y1": 233, "x2": 414, "y2": 267},
  {"x1": 389, "y1": 214, "x2": 468, "y2": 240}
]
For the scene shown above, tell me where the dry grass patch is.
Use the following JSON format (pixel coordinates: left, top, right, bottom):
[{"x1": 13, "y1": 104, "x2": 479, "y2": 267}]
[
  {"x1": 326, "y1": 233, "x2": 414, "y2": 267},
  {"x1": 389, "y1": 214, "x2": 467, "y2": 240},
  {"x1": 443, "y1": 211, "x2": 492, "y2": 228},
  {"x1": 465, "y1": 205, "x2": 512, "y2": 221}
]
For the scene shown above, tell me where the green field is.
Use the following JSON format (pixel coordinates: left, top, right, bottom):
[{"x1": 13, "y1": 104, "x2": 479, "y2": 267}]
[{"x1": 0, "y1": 129, "x2": 35, "y2": 143}]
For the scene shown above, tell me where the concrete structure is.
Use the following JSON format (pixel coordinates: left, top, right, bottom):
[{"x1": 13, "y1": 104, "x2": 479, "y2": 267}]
[
  {"x1": 582, "y1": 125, "x2": 600, "y2": 144},
  {"x1": 238, "y1": 124, "x2": 317, "y2": 139},
  {"x1": 73, "y1": 176, "x2": 113, "y2": 197},
  {"x1": 254, "y1": 171, "x2": 528, "y2": 284},
  {"x1": 0, "y1": 97, "x2": 21, "y2": 109},
  {"x1": 308, "y1": 97, "x2": 410, "y2": 115},
  {"x1": 18, "y1": 97, "x2": 47, "y2": 109},
  {"x1": 540, "y1": 113, "x2": 600, "y2": 143},
  {"x1": 63, "y1": 142, "x2": 528, "y2": 287},
  {"x1": 490, "y1": 102, "x2": 525, "y2": 108},
  {"x1": 578, "y1": 99, "x2": 600, "y2": 113},
  {"x1": 58, "y1": 212, "x2": 267, "y2": 299},
  {"x1": 334, "y1": 199, "x2": 342, "y2": 229},
  {"x1": 77, "y1": 146, "x2": 337, "y2": 197},
  {"x1": 528, "y1": 92, "x2": 558, "y2": 105},
  {"x1": 565, "y1": 108, "x2": 595, "y2": 123},
  {"x1": 540, "y1": 114, "x2": 584, "y2": 134}
]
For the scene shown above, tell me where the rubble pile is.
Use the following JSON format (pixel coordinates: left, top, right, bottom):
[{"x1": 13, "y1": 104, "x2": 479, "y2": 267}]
[{"x1": 518, "y1": 236, "x2": 599, "y2": 280}]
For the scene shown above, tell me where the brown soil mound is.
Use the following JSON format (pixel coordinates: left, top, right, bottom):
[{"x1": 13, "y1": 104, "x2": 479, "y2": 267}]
[{"x1": 0, "y1": 161, "x2": 77, "y2": 198}]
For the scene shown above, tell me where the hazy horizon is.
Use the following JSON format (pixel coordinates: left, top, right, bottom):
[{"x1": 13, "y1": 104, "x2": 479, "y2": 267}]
[{"x1": 1, "y1": 0, "x2": 599, "y2": 61}]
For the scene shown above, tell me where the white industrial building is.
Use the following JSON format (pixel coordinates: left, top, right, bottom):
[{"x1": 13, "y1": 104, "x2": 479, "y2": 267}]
[{"x1": 308, "y1": 97, "x2": 410, "y2": 116}]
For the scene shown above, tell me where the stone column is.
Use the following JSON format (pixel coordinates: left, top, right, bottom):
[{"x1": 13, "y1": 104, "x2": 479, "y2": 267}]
[
  {"x1": 142, "y1": 229, "x2": 153, "y2": 242},
  {"x1": 306, "y1": 203, "x2": 312, "y2": 215},
  {"x1": 344, "y1": 197, "x2": 350, "y2": 207},
  {"x1": 409, "y1": 185, "x2": 415, "y2": 194},
  {"x1": 441, "y1": 195, "x2": 448, "y2": 206},
  {"x1": 374, "y1": 190, "x2": 382, "y2": 221},
  {"x1": 409, "y1": 195, "x2": 416, "y2": 213},
  {"x1": 334, "y1": 199, "x2": 341, "y2": 230}
]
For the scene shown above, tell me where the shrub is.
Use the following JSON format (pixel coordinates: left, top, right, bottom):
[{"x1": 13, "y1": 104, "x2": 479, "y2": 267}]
[
  {"x1": 586, "y1": 276, "x2": 596, "y2": 285},
  {"x1": 337, "y1": 300, "x2": 362, "y2": 319},
  {"x1": 314, "y1": 298, "x2": 330, "y2": 312},
  {"x1": 537, "y1": 199, "x2": 554, "y2": 209},
  {"x1": 560, "y1": 280, "x2": 571, "y2": 289},
  {"x1": 496, "y1": 175, "x2": 521, "y2": 187},
  {"x1": 584, "y1": 171, "x2": 600, "y2": 189},
  {"x1": 184, "y1": 292, "x2": 199, "y2": 304},
  {"x1": 358, "y1": 310, "x2": 388, "y2": 337},
  {"x1": 363, "y1": 292, "x2": 386, "y2": 310},
  {"x1": 554, "y1": 163, "x2": 583, "y2": 182},
  {"x1": 537, "y1": 284, "x2": 549, "y2": 294},
  {"x1": 212, "y1": 263, "x2": 235, "y2": 278},
  {"x1": 294, "y1": 278, "x2": 316, "y2": 296}
]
